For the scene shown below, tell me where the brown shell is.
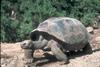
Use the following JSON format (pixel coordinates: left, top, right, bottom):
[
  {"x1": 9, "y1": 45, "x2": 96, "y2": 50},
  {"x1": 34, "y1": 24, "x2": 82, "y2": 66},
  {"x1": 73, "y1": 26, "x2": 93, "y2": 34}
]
[{"x1": 30, "y1": 17, "x2": 90, "y2": 45}]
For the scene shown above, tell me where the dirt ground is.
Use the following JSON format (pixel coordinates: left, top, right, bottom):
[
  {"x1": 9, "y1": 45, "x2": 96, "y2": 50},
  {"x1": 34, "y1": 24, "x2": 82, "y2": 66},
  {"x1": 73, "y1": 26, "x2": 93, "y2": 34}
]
[{"x1": 1, "y1": 29, "x2": 100, "y2": 67}]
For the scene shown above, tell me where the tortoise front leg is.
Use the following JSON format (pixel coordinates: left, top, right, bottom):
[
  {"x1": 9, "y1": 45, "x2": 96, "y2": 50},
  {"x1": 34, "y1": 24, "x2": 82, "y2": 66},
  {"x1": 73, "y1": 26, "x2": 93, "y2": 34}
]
[
  {"x1": 50, "y1": 40, "x2": 68, "y2": 63},
  {"x1": 24, "y1": 49, "x2": 34, "y2": 64}
]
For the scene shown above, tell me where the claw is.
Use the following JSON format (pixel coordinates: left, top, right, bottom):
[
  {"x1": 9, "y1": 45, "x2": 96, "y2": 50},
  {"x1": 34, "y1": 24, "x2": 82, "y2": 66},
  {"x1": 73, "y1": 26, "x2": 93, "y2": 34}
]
[
  {"x1": 75, "y1": 50, "x2": 78, "y2": 52},
  {"x1": 24, "y1": 58, "x2": 33, "y2": 64},
  {"x1": 66, "y1": 50, "x2": 69, "y2": 52},
  {"x1": 80, "y1": 49, "x2": 83, "y2": 51}
]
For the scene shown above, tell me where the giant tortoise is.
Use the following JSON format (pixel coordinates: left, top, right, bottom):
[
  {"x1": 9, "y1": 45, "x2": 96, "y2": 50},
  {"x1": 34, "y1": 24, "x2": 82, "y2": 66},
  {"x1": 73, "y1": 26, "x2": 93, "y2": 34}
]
[{"x1": 21, "y1": 17, "x2": 92, "y2": 64}]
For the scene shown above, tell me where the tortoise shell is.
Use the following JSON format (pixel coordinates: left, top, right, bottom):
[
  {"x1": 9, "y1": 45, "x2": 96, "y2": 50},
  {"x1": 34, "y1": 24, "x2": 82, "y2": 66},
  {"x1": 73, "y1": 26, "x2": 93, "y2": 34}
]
[{"x1": 30, "y1": 17, "x2": 90, "y2": 45}]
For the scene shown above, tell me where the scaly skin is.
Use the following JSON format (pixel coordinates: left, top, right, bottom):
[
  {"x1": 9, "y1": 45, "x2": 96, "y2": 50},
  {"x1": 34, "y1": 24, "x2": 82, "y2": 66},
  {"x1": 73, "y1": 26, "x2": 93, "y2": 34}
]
[
  {"x1": 24, "y1": 49, "x2": 34, "y2": 63},
  {"x1": 21, "y1": 39, "x2": 69, "y2": 64}
]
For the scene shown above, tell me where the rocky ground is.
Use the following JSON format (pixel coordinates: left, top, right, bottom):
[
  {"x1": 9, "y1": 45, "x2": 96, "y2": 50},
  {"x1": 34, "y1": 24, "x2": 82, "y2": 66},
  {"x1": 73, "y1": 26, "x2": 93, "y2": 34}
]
[{"x1": 1, "y1": 28, "x2": 100, "y2": 67}]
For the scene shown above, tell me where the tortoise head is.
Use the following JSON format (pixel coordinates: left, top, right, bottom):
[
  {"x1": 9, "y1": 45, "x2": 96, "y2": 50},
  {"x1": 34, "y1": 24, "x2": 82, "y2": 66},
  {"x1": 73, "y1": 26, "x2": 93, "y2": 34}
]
[
  {"x1": 21, "y1": 30, "x2": 49, "y2": 49},
  {"x1": 20, "y1": 40, "x2": 34, "y2": 49}
]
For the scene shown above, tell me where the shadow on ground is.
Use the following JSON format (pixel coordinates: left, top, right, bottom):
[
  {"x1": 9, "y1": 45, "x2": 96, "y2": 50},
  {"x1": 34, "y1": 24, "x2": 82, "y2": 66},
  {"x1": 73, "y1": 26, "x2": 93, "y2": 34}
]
[{"x1": 29, "y1": 50, "x2": 94, "y2": 67}]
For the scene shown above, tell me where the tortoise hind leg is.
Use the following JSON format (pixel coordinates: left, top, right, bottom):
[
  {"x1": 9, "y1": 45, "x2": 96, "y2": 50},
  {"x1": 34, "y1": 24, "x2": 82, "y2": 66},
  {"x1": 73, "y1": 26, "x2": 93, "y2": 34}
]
[
  {"x1": 83, "y1": 43, "x2": 93, "y2": 54},
  {"x1": 50, "y1": 40, "x2": 68, "y2": 64}
]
